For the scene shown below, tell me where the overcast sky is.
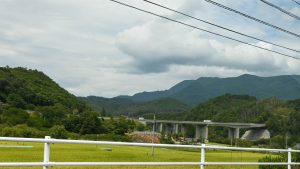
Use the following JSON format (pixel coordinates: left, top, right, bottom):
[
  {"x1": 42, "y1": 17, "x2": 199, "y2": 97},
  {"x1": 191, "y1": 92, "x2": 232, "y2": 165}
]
[{"x1": 0, "y1": 0, "x2": 299, "y2": 97}]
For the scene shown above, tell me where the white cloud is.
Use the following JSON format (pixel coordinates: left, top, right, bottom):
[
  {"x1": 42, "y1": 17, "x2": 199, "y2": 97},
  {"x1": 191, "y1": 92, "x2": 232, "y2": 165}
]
[{"x1": 0, "y1": 0, "x2": 299, "y2": 97}]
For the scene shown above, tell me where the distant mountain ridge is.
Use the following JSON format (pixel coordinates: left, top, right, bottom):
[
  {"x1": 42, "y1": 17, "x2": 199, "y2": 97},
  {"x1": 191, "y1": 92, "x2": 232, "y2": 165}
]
[
  {"x1": 116, "y1": 74, "x2": 300, "y2": 105},
  {"x1": 80, "y1": 74, "x2": 300, "y2": 115},
  {"x1": 79, "y1": 96, "x2": 190, "y2": 115}
]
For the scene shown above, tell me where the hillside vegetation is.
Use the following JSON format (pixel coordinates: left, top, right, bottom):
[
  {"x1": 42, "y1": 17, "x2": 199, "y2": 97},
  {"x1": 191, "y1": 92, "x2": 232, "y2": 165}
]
[
  {"x1": 101, "y1": 74, "x2": 300, "y2": 106},
  {"x1": 153, "y1": 94, "x2": 300, "y2": 148},
  {"x1": 0, "y1": 67, "x2": 140, "y2": 139}
]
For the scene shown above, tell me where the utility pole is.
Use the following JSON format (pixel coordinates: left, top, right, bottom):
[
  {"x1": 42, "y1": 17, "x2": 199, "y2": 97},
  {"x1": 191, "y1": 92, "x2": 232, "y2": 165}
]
[{"x1": 151, "y1": 114, "x2": 156, "y2": 159}]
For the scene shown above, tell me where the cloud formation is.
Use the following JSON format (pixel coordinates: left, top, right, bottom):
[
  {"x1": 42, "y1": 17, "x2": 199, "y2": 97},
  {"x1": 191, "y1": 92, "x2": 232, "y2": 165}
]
[{"x1": 0, "y1": 0, "x2": 299, "y2": 97}]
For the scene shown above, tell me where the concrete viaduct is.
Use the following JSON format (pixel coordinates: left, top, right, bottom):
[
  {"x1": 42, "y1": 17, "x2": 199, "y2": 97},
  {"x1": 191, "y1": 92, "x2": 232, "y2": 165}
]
[{"x1": 141, "y1": 119, "x2": 266, "y2": 142}]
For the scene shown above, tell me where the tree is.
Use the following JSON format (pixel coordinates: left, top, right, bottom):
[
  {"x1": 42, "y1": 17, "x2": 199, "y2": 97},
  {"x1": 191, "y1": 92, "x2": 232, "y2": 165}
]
[
  {"x1": 37, "y1": 103, "x2": 68, "y2": 127},
  {"x1": 49, "y1": 125, "x2": 68, "y2": 139},
  {"x1": 101, "y1": 108, "x2": 107, "y2": 117},
  {"x1": 113, "y1": 116, "x2": 131, "y2": 135},
  {"x1": 79, "y1": 112, "x2": 103, "y2": 135},
  {"x1": 2, "y1": 107, "x2": 29, "y2": 125},
  {"x1": 7, "y1": 93, "x2": 26, "y2": 109}
]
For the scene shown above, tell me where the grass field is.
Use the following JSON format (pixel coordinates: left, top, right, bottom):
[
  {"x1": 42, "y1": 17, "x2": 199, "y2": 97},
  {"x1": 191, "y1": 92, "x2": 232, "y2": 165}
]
[{"x1": 0, "y1": 141, "x2": 274, "y2": 169}]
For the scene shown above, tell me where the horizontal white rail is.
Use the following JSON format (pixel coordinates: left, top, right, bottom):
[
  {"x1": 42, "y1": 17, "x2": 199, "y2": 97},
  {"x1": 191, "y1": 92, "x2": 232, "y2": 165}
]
[
  {"x1": 0, "y1": 162, "x2": 201, "y2": 167},
  {"x1": 1, "y1": 136, "x2": 299, "y2": 152},
  {"x1": 0, "y1": 136, "x2": 299, "y2": 168},
  {"x1": 1, "y1": 162, "x2": 300, "y2": 167}
]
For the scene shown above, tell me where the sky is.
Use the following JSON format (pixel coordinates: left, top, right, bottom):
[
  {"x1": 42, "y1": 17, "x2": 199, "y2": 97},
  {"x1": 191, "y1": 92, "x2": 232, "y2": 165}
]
[{"x1": 0, "y1": 0, "x2": 299, "y2": 97}]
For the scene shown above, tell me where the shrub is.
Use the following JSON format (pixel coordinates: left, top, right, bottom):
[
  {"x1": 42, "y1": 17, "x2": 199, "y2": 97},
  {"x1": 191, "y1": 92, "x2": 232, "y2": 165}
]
[
  {"x1": 258, "y1": 155, "x2": 286, "y2": 169},
  {"x1": 49, "y1": 125, "x2": 68, "y2": 139}
]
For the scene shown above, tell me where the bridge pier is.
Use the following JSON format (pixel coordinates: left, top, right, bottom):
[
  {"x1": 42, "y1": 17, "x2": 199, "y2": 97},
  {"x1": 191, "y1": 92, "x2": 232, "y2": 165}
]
[
  {"x1": 158, "y1": 123, "x2": 163, "y2": 133},
  {"x1": 228, "y1": 128, "x2": 240, "y2": 139},
  {"x1": 155, "y1": 123, "x2": 163, "y2": 133},
  {"x1": 174, "y1": 124, "x2": 179, "y2": 134},
  {"x1": 195, "y1": 125, "x2": 208, "y2": 142}
]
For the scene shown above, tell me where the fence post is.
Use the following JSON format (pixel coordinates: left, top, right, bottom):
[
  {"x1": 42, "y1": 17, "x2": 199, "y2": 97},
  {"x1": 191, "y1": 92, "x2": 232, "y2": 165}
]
[
  {"x1": 200, "y1": 144, "x2": 205, "y2": 169},
  {"x1": 43, "y1": 136, "x2": 51, "y2": 169},
  {"x1": 288, "y1": 148, "x2": 292, "y2": 169}
]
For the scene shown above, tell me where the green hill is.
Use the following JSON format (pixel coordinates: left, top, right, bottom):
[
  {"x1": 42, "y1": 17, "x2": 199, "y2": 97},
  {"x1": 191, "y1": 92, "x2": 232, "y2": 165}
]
[
  {"x1": 116, "y1": 74, "x2": 300, "y2": 105},
  {"x1": 0, "y1": 67, "x2": 87, "y2": 111},
  {"x1": 153, "y1": 94, "x2": 300, "y2": 147},
  {"x1": 0, "y1": 67, "x2": 111, "y2": 136}
]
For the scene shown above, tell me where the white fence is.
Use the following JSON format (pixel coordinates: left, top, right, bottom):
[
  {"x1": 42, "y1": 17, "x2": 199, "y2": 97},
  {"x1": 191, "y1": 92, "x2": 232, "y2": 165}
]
[{"x1": 0, "y1": 136, "x2": 300, "y2": 169}]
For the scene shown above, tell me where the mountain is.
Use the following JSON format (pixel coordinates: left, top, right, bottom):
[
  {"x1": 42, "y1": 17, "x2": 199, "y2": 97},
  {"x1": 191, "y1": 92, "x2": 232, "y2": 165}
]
[
  {"x1": 0, "y1": 66, "x2": 97, "y2": 131},
  {"x1": 0, "y1": 67, "x2": 142, "y2": 138},
  {"x1": 0, "y1": 67, "x2": 88, "y2": 111},
  {"x1": 116, "y1": 74, "x2": 300, "y2": 105},
  {"x1": 79, "y1": 96, "x2": 191, "y2": 115}
]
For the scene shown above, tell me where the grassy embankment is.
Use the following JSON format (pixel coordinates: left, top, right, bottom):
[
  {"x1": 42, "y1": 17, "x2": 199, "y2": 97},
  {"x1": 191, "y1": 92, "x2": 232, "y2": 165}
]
[{"x1": 0, "y1": 141, "x2": 274, "y2": 169}]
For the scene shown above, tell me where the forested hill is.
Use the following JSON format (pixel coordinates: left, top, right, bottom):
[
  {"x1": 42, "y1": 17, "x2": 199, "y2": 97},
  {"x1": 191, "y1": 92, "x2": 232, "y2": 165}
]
[
  {"x1": 153, "y1": 94, "x2": 300, "y2": 146},
  {"x1": 0, "y1": 67, "x2": 87, "y2": 111},
  {"x1": 0, "y1": 67, "x2": 103, "y2": 135},
  {"x1": 115, "y1": 74, "x2": 300, "y2": 105},
  {"x1": 0, "y1": 67, "x2": 143, "y2": 139},
  {"x1": 79, "y1": 96, "x2": 191, "y2": 115}
]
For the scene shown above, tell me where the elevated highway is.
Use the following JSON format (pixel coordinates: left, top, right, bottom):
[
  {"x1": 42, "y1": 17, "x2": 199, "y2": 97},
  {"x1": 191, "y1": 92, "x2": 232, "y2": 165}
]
[{"x1": 140, "y1": 119, "x2": 267, "y2": 142}]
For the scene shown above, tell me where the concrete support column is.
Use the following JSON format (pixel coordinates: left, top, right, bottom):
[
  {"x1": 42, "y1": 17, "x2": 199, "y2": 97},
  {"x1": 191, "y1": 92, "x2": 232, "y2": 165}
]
[
  {"x1": 195, "y1": 125, "x2": 202, "y2": 140},
  {"x1": 157, "y1": 123, "x2": 163, "y2": 133},
  {"x1": 202, "y1": 125, "x2": 208, "y2": 142},
  {"x1": 174, "y1": 124, "x2": 179, "y2": 134},
  {"x1": 228, "y1": 128, "x2": 240, "y2": 139},
  {"x1": 234, "y1": 128, "x2": 240, "y2": 139},
  {"x1": 195, "y1": 125, "x2": 208, "y2": 142}
]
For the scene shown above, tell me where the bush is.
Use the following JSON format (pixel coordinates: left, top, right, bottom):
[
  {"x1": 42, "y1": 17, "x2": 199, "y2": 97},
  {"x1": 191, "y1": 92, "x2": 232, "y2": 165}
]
[
  {"x1": 49, "y1": 125, "x2": 68, "y2": 139},
  {"x1": 236, "y1": 139, "x2": 253, "y2": 147},
  {"x1": 0, "y1": 125, "x2": 44, "y2": 138}
]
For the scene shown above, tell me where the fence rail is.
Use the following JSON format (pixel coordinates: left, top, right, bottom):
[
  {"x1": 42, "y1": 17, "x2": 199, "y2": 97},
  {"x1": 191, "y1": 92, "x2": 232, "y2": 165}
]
[{"x1": 0, "y1": 136, "x2": 299, "y2": 169}]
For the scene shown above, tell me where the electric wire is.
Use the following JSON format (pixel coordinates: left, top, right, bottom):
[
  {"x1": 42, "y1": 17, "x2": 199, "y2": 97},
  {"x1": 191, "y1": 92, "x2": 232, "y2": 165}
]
[
  {"x1": 109, "y1": 0, "x2": 300, "y2": 61},
  {"x1": 142, "y1": 0, "x2": 300, "y2": 53},
  {"x1": 291, "y1": 0, "x2": 300, "y2": 6},
  {"x1": 204, "y1": 0, "x2": 300, "y2": 38},
  {"x1": 260, "y1": 0, "x2": 300, "y2": 21}
]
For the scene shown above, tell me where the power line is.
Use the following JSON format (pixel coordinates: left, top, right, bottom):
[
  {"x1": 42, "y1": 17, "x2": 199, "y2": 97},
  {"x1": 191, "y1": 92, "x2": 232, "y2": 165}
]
[
  {"x1": 204, "y1": 0, "x2": 300, "y2": 38},
  {"x1": 291, "y1": 0, "x2": 300, "y2": 6},
  {"x1": 142, "y1": 0, "x2": 300, "y2": 54},
  {"x1": 109, "y1": 0, "x2": 300, "y2": 61},
  {"x1": 260, "y1": 0, "x2": 300, "y2": 21}
]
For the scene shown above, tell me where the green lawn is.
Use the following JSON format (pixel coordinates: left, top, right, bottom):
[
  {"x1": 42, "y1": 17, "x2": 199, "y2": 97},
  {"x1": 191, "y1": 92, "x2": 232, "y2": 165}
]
[{"x1": 0, "y1": 141, "x2": 273, "y2": 169}]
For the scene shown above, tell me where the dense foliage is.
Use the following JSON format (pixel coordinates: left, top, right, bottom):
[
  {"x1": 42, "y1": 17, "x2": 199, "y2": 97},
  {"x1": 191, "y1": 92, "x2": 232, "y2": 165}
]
[
  {"x1": 0, "y1": 67, "x2": 142, "y2": 140},
  {"x1": 154, "y1": 94, "x2": 300, "y2": 148}
]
